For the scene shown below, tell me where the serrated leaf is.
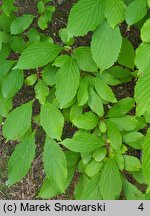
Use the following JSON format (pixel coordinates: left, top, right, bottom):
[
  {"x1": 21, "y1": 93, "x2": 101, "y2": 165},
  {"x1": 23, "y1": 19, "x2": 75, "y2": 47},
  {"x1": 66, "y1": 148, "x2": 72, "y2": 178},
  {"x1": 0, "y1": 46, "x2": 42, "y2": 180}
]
[
  {"x1": 109, "y1": 116, "x2": 138, "y2": 131},
  {"x1": 88, "y1": 88, "x2": 104, "y2": 117},
  {"x1": 0, "y1": 60, "x2": 15, "y2": 83},
  {"x1": 42, "y1": 64, "x2": 58, "y2": 86},
  {"x1": 91, "y1": 21, "x2": 122, "y2": 71},
  {"x1": 125, "y1": 0, "x2": 147, "y2": 25},
  {"x1": 118, "y1": 38, "x2": 135, "y2": 69},
  {"x1": 107, "y1": 97, "x2": 135, "y2": 117},
  {"x1": 0, "y1": 93, "x2": 12, "y2": 117},
  {"x1": 143, "y1": 129, "x2": 150, "y2": 183},
  {"x1": 75, "y1": 174, "x2": 102, "y2": 200},
  {"x1": 135, "y1": 71, "x2": 150, "y2": 116},
  {"x1": 53, "y1": 54, "x2": 70, "y2": 68},
  {"x1": 43, "y1": 137, "x2": 67, "y2": 192},
  {"x1": 2, "y1": 69, "x2": 23, "y2": 99},
  {"x1": 141, "y1": 18, "x2": 150, "y2": 42},
  {"x1": 122, "y1": 177, "x2": 144, "y2": 200},
  {"x1": 123, "y1": 132, "x2": 144, "y2": 149},
  {"x1": 56, "y1": 57, "x2": 80, "y2": 107},
  {"x1": 100, "y1": 159, "x2": 122, "y2": 199},
  {"x1": 35, "y1": 80, "x2": 49, "y2": 104},
  {"x1": 106, "y1": 120, "x2": 122, "y2": 150},
  {"x1": 104, "y1": 0, "x2": 126, "y2": 28},
  {"x1": 85, "y1": 160, "x2": 103, "y2": 177},
  {"x1": 7, "y1": 133, "x2": 35, "y2": 185},
  {"x1": 40, "y1": 102, "x2": 64, "y2": 140},
  {"x1": 67, "y1": 0, "x2": 104, "y2": 37},
  {"x1": 3, "y1": 101, "x2": 33, "y2": 140},
  {"x1": 10, "y1": 14, "x2": 34, "y2": 35},
  {"x1": 73, "y1": 111, "x2": 98, "y2": 130},
  {"x1": 77, "y1": 77, "x2": 89, "y2": 106},
  {"x1": 62, "y1": 132, "x2": 104, "y2": 153},
  {"x1": 73, "y1": 46, "x2": 97, "y2": 72},
  {"x1": 135, "y1": 43, "x2": 150, "y2": 72},
  {"x1": 124, "y1": 155, "x2": 141, "y2": 171},
  {"x1": 15, "y1": 42, "x2": 63, "y2": 69},
  {"x1": 93, "y1": 78, "x2": 117, "y2": 103}
]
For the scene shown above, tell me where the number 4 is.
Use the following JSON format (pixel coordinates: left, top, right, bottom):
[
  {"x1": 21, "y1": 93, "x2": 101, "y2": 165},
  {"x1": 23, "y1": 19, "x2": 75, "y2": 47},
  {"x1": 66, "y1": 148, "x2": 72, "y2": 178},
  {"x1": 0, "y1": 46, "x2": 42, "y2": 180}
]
[{"x1": 138, "y1": 203, "x2": 144, "y2": 211}]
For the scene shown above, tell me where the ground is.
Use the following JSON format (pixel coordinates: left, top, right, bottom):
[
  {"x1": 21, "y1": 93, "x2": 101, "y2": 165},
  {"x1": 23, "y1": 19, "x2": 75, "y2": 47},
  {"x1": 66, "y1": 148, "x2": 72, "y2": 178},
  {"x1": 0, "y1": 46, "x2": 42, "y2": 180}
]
[{"x1": 0, "y1": 0, "x2": 144, "y2": 199}]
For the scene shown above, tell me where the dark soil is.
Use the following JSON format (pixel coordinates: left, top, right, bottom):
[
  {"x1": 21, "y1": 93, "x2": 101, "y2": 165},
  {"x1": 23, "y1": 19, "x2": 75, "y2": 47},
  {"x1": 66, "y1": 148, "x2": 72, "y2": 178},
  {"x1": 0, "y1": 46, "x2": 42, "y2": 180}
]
[{"x1": 0, "y1": 0, "x2": 143, "y2": 200}]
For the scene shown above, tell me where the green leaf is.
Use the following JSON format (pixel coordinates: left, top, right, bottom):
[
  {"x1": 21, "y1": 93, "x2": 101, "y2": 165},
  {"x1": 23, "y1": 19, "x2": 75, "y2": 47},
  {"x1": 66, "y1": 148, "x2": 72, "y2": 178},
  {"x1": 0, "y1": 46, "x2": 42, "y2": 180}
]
[
  {"x1": 40, "y1": 102, "x2": 64, "y2": 140},
  {"x1": 25, "y1": 74, "x2": 37, "y2": 86},
  {"x1": 53, "y1": 54, "x2": 70, "y2": 68},
  {"x1": 0, "y1": 31, "x2": 2, "y2": 51},
  {"x1": 135, "y1": 43, "x2": 150, "y2": 72},
  {"x1": 91, "y1": 21, "x2": 122, "y2": 71},
  {"x1": 38, "y1": 15, "x2": 48, "y2": 30},
  {"x1": 100, "y1": 159, "x2": 122, "y2": 199},
  {"x1": 122, "y1": 177, "x2": 144, "y2": 200},
  {"x1": 15, "y1": 42, "x2": 63, "y2": 69},
  {"x1": 85, "y1": 160, "x2": 103, "y2": 177},
  {"x1": 43, "y1": 137, "x2": 67, "y2": 192},
  {"x1": 106, "y1": 120, "x2": 122, "y2": 150},
  {"x1": 118, "y1": 38, "x2": 135, "y2": 69},
  {"x1": 124, "y1": 155, "x2": 141, "y2": 171},
  {"x1": 2, "y1": 0, "x2": 14, "y2": 16},
  {"x1": 10, "y1": 36, "x2": 26, "y2": 53},
  {"x1": 37, "y1": 1, "x2": 45, "y2": 14},
  {"x1": 10, "y1": 14, "x2": 34, "y2": 35},
  {"x1": 7, "y1": 132, "x2": 35, "y2": 185},
  {"x1": 93, "y1": 148, "x2": 107, "y2": 162},
  {"x1": 141, "y1": 18, "x2": 150, "y2": 42},
  {"x1": 0, "y1": 60, "x2": 15, "y2": 83},
  {"x1": 0, "y1": 93, "x2": 12, "y2": 117},
  {"x1": 104, "y1": 0, "x2": 126, "y2": 28},
  {"x1": 125, "y1": 0, "x2": 147, "y2": 25},
  {"x1": 143, "y1": 129, "x2": 150, "y2": 183},
  {"x1": 135, "y1": 71, "x2": 150, "y2": 116},
  {"x1": 88, "y1": 88, "x2": 104, "y2": 117},
  {"x1": 67, "y1": 0, "x2": 104, "y2": 37},
  {"x1": 77, "y1": 77, "x2": 89, "y2": 106},
  {"x1": 72, "y1": 111, "x2": 98, "y2": 130},
  {"x1": 107, "y1": 97, "x2": 135, "y2": 117},
  {"x1": 73, "y1": 46, "x2": 98, "y2": 72},
  {"x1": 123, "y1": 132, "x2": 144, "y2": 149},
  {"x1": 35, "y1": 80, "x2": 49, "y2": 104},
  {"x1": 62, "y1": 132, "x2": 104, "y2": 153},
  {"x1": 56, "y1": 57, "x2": 80, "y2": 107},
  {"x1": 75, "y1": 174, "x2": 102, "y2": 200},
  {"x1": 59, "y1": 28, "x2": 74, "y2": 46},
  {"x1": 93, "y1": 78, "x2": 117, "y2": 103},
  {"x1": 3, "y1": 101, "x2": 33, "y2": 141},
  {"x1": 70, "y1": 103, "x2": 83, "y2": 122},
  {"x1": 42, "y1": 64, "x2": 58, "y2": 86},
  {"x1": 2, "y1": 69, "x2": 24, "y2": 99},
  {"x1": 109, "y1": 116, "x2": 138, "y2": 131}
]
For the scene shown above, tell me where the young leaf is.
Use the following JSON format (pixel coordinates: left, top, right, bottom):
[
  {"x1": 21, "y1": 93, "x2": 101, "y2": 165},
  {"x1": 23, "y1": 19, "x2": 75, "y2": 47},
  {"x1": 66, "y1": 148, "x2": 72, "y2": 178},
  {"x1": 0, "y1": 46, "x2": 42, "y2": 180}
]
[
  {"x1": 0, "y1": 94, "x2": 12, "y2": 117},
  {"x1": 67, "y1": 0, "x2": 104, "y2": 37},
  {"x1": 124, "y1": 155, "x2": 141, "y2": 171},
  {"x1": 40, "y1": 102, "x2": 64, "y2": 140},
  {"x1": 35, "y1": 80, "x2": 49, "y2": 104},
  {"x1": 72, "y1": 111, "x2": 99, "y2": 130},
  {"x1": 123, "y1": 132, "x2": 144, "y2": 149},
  {"x1": 107, "y1": 97, "x2": 135, "y2": 117},
  {"x1": 25, "y1": 74, "x2": 37, "y2": 86},
  {"x1": 88, "y1": 88, "x2": 104, "y2": 117},
  {"x1": 141, "y1": 18, "x2": 150, "y2": 42},
  {"x1": 91, "y1": 21, "x2": 122, "y2": 71},
  {"x1": 3, "y1": 101, "x2": 33, "y2": 141},
  {"x1": 104, "y1": 0, "x2": 126, "y2": 28},
  {"x1": 85, "y1": 160, "x2": 103, "y2": 177},
  {"x1": 122, "y1": 177, "x2": 144, "y2": 200},
  {"x1": 100, "y1": 159, "x2": 122, "y2": 199},
  {"x1": 143, "y1": 129, "x2": 150, "y2": 183},
  {"x1": 43, "y1": 137, "x2": 67, "y2": 192},
  {"x1": 70, "y1": 103, "x2": 83, "y2": 122},
  {"x1": 56, "y1": 57, "x2": 80, "y2": 107},
  {"x1": 53, "y1": 54, "x2": 70, "y2": 68},
  {"x1": 93, "y1": 148, "x2": 107, "y2": 162},
  {"x1": 42, "y1": 64, "x2": 58, "y2": 86},
  {"x1": 15, "y1": 42, "x2": 63, "y2": 70},
  {"x1": 106, "y1": 120, "x2": 122, "y2": 150},
  {"x1": 2, "y1": 0, "x2": 14, "y2": 16},
  {"x1": 77, "y1": 77, "x2": 89, "y2": 106},
  {"x1": 73, "y1": 46, "x2": 98, "y2": 72},
  {"x1": 125, "y1": 0, "x2": 147, "y2": 25},
  {"x1": 0, "y1": 60, "x2": 15, "y2": 83},
  {"x1": 10, "y1": 36, "x2": 26, "y2": 53},
  {"x1": 7, "y1": 132, "x2": 35, "y2": 185},
  {"x1": 2, "y1": 70, "x2": 24, "y2": 99},
  {"x1": 62, "y1": 132, "x2": 104, "y2": 153},
  {"x1": 10, "y1": 14, "x2": 34, "y2": 35},
  {"x1": 93, "y1": 78, "x2": 117, "y2": 103},
  {"x1": 118, "y1": 38, "x2": 135, "y2": 69}
]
